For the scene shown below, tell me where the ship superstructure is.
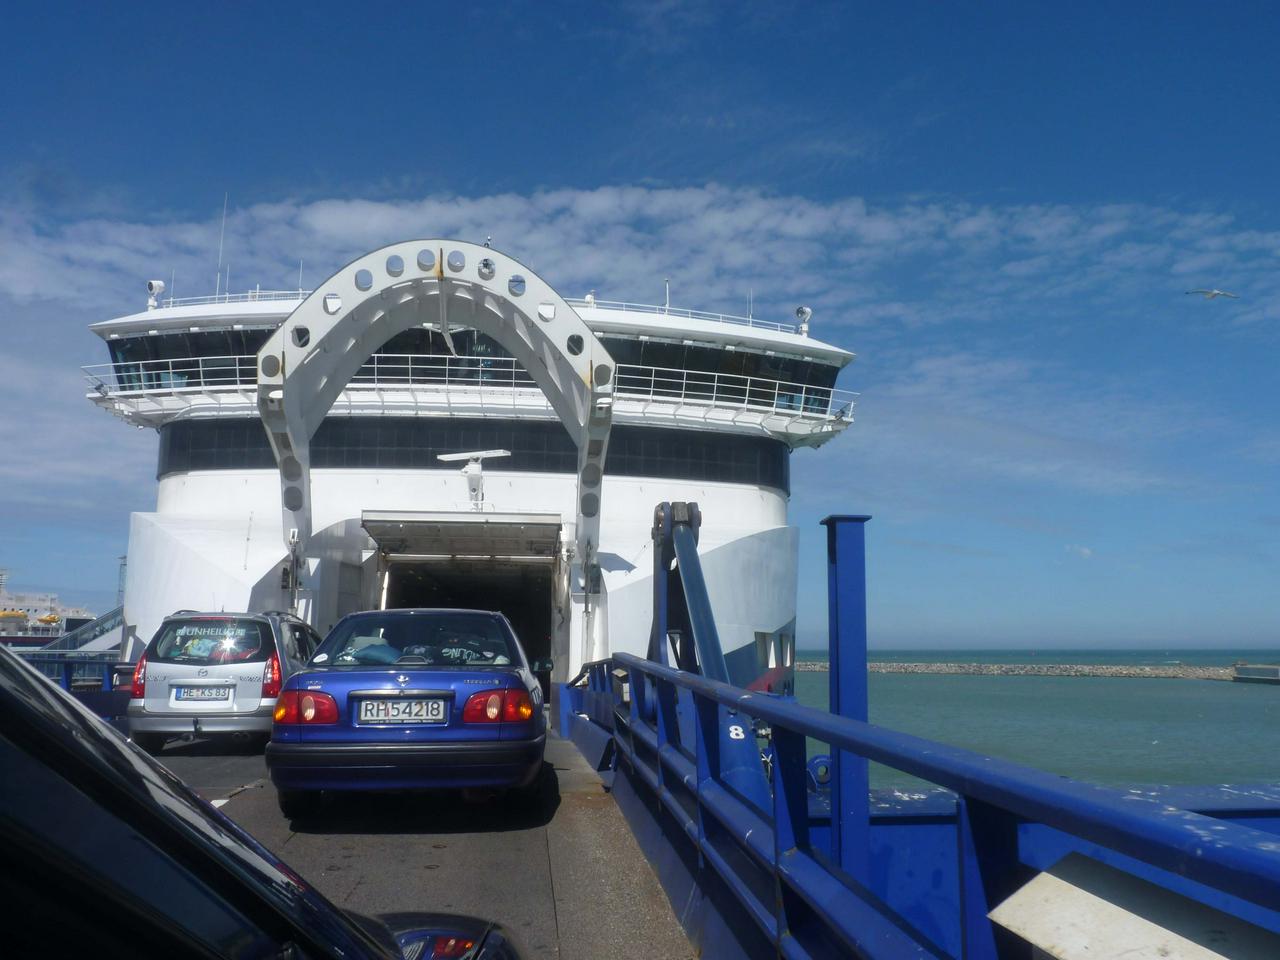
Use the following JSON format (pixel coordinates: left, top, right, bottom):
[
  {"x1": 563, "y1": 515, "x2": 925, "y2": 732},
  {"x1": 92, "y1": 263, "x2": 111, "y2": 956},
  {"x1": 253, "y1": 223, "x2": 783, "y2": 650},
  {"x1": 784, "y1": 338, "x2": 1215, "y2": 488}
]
[
  {"x1": 83, "y1": 242, "x2": 857, "y2": 689},
  {"x1": 0, "y1": 570, "x2": 95, "y2": 642}
]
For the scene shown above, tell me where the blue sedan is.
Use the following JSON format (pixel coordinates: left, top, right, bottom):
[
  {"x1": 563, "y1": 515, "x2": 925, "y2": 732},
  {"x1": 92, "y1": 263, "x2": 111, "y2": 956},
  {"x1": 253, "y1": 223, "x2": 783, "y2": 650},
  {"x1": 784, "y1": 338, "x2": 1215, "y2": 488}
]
[{"x1": 266, "y1": 609, "x2": 548, "y2": 818}]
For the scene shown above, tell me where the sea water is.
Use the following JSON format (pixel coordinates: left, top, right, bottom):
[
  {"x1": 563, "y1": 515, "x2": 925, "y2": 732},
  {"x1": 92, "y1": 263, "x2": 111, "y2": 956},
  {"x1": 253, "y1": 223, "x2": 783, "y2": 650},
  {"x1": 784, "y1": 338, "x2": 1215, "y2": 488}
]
[{"x1": 792, "y1": 650, "x2": 1280, "y2": 788}]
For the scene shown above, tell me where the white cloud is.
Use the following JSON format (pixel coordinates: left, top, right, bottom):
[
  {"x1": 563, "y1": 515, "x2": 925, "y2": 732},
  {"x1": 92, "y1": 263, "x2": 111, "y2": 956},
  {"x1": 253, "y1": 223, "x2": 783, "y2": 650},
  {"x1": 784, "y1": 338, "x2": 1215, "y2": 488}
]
[
  {"x1": 0, "y1": 350, "x2": 155, "y2": 514},
  {"x1": 1065, "y1": 544, "x2": 1094, "y2": 560},
  {"x1": 2, "y1": 183, "x2": 1277, "y2": 582},
  {"x1": 4, "y1": 187, "x2": 1279, "y2": 333}
]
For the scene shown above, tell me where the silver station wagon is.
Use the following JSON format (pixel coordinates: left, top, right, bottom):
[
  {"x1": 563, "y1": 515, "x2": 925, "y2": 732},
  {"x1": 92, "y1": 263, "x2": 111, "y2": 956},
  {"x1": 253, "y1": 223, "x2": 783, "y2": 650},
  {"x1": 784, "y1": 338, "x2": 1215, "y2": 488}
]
[{"x1": 126, "y1": 611, "x2": 322, "y2": 753}]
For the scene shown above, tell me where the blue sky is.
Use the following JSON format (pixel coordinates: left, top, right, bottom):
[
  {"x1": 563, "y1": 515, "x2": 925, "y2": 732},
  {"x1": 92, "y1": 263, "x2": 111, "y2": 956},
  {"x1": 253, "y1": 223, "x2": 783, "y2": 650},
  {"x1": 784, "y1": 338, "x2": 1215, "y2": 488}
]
[{"x1": 1, "y1": 1, "x2": 1277, "y2": 648}]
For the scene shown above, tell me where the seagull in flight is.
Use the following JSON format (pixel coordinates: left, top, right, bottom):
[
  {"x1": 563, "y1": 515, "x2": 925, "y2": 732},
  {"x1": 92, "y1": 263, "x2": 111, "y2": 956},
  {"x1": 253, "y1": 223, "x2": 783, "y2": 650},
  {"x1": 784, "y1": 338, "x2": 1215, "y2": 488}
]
[{"x1": 1185, "y1": 288, "x2": 1240, "y2": 300}]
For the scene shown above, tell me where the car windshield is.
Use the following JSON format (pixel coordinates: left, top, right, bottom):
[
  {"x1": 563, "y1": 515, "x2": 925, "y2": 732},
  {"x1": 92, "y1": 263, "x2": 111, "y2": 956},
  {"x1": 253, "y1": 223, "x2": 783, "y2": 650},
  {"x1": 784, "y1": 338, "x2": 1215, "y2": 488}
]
[
  {"x1": 313, "y1": 612, "x2": 517, "y2": 667},
  {"x1": 150, "y1": 619, "x2": 269, "y2": 664}
]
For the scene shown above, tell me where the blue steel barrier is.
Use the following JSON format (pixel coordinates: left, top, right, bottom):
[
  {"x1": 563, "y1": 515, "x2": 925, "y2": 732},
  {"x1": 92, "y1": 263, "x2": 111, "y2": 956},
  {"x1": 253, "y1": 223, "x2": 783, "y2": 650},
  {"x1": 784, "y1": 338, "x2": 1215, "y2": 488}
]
[
  {"x1": 561, "y1": 505, "x2": 1280, "y2": 958},
  {"x1": 18, "y1": 652, "x2": 131, "y2": 720},
  {"x1": 604, "y1": 654, "x2": 1280, "y2": 957}
]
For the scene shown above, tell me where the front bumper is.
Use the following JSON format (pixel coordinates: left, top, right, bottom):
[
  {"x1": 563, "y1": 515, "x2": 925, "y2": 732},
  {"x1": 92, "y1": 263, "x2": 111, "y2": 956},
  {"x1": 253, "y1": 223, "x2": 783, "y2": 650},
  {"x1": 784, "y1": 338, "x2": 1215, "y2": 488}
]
[
  {"x1": 126, "y1": 700, "x2": 275, "y2": 736},
  {"x1": 265, "y1": 736, "x2": 546, "y2": 791}
]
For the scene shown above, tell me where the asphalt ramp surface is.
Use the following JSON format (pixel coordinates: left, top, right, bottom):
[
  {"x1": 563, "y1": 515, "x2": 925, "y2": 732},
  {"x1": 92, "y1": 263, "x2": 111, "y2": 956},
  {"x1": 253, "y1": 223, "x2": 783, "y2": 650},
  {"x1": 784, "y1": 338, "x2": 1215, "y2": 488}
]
[{"x1": 161, "y1": 733, "x2": 692, "y2": 960}]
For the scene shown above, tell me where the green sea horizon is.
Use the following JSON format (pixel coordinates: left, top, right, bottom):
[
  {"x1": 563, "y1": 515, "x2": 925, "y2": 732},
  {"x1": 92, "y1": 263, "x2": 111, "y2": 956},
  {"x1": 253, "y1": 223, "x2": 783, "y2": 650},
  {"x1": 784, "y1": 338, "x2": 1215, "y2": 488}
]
[{"x1": 790, "y1": 649, "x2": 1280, "y2": 788}]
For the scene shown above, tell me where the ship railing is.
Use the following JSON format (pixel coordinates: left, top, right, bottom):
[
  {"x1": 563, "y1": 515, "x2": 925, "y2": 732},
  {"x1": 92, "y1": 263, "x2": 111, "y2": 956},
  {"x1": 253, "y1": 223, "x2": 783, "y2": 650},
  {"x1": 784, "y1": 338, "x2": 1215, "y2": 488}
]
[
  {"x1": 84, "y1": 356, "x2": 258, "y2": 392},
  {"x1": 565, "y1": 298, "x2": 798, "y2": 334},
  {"x1": 611, "y1": 363, "x2": 857, "y2": 419},
  {"x1": 560, "y1": 507, "x2": 1280, "y2": 957},
  {"x1": 39, "y1": 605, "x2": 124, "y2": 652},
  {"x1": 156, "y1": 289, "x2": 309, "y2": 308},
  {"x1": 17, "y1": 650, "x2": 131, "y2": 721},
  {"x1": 600, "y1": 651, "x2": 1280, "y2": 956},
  {"x1": 84, "y1": 355, "x2": 859, "y2": 421},
  {"x1": 17, "y1": 651, "x2": 125, "y2": 689}
]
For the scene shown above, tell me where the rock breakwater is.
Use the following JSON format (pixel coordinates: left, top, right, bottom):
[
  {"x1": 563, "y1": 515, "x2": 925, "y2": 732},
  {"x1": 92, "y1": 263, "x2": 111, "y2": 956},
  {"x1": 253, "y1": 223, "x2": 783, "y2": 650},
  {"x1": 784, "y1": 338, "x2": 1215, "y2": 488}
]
[{"x1": 794, "y1": 661, "x2": 1231, "y2": 681}]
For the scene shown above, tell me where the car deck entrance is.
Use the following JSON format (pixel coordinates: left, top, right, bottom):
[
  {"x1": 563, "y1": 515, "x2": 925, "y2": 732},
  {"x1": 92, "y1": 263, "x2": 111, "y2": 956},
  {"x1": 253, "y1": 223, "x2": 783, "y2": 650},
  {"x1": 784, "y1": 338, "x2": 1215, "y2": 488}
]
[{"x1": 360, "y1": 511, "x2": 563, "y2": 669}]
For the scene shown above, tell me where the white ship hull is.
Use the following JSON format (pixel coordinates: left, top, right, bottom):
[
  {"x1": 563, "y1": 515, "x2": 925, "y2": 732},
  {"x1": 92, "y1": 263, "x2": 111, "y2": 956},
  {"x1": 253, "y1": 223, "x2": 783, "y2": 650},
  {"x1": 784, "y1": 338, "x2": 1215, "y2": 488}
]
[{"x1": 123, "y1": 466, "x2": 799, "y2": 689}]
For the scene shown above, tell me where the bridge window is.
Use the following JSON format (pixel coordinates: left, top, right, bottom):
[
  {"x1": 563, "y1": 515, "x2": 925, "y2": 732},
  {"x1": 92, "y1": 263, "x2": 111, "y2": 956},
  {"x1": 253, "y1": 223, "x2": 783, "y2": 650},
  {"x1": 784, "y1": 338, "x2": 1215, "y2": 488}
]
[
  {"x1": 108, "y1": 329, "x2": 273, "y2": 366},
  {"x1": 106, "y1": 328, "x2": 839, "y2": 393}
]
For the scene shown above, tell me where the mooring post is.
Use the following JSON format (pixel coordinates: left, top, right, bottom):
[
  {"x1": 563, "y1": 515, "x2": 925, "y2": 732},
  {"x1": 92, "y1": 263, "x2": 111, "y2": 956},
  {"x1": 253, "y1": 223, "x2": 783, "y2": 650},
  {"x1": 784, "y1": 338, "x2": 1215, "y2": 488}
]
[{"x1": 821, "y1": 514, "x2": 871, "y2": 884}]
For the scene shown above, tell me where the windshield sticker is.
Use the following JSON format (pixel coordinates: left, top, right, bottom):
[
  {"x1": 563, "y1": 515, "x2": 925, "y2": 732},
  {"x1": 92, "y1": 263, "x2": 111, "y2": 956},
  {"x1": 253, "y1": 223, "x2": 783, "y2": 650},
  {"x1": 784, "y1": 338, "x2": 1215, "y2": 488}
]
[{"x1": 176, "y1": 625, "x2": 251, "y2": 638}]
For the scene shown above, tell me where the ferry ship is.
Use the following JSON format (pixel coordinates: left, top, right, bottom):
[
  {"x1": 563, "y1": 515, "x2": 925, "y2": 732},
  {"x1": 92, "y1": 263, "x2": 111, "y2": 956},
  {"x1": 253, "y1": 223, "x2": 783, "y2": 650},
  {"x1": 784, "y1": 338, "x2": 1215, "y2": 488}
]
[
  {"x1": 0, "y1": 569, "x2": 96, "y2": 646},
  {"x1": 82, "y1": 240, "x2": 856, "y2": 692}
]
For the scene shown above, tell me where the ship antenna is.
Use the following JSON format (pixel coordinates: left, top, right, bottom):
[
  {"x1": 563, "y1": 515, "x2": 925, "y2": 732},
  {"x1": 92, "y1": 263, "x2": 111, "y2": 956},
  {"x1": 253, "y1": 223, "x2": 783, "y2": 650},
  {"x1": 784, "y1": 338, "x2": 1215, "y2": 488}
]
[
  {"x1": 664, "y1": 277, "x2": 670, "y2": 314},
  {"x1": 298, "y1": 258, "x2": 304, "y2": 293},
  {"x1": 215, "y1": 191, "x2": 228, "y2": 300},
  {"x1": 748, "y1": 288, "x2": 753, "y2": 319},
  {"x1": 169, "y1": 269, "x2": 175, "y2": 304}
]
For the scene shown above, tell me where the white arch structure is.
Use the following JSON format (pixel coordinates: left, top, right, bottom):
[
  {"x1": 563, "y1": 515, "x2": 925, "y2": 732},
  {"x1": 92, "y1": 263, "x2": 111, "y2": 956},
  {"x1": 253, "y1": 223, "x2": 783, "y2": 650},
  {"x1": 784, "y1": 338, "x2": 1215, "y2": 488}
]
[{"x1": 255, "y1": 239, "x2": 615, "y2": 630}]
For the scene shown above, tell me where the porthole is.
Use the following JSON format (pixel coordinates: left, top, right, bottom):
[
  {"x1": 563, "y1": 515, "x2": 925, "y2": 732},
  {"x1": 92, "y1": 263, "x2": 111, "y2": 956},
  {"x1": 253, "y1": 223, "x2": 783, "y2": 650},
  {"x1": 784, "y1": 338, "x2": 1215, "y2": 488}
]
[
  {"x1": 567, "y1": 334, "x2": 584, "y2": 356},
  {"x1": 386, "y1": 254, "x2": 405, "y2": 277},
  {"x1": 354, "y1": 268, "x2": 373, "y2": 291},
  {"x1": 447, "y1": 250, "x2": 465, "y2": 272},
  {"x1": 417, "y1": 249, "x2": 435, "y2": 271},
  {"x1": 291, "y1": 326, "x2": 310, "y2": 348},
  {"x1": 478, "y1": 257, "x2": 496, "y2": 280},
  {"x1": 508, "y1": 275, "x2": 526, "y2": 297},
  {"x1": 322, "y1": 293, "x2": 342, "y2": 315},
  {"x1": 594, "y1": 364, "x2": 611, "y2": 386}
]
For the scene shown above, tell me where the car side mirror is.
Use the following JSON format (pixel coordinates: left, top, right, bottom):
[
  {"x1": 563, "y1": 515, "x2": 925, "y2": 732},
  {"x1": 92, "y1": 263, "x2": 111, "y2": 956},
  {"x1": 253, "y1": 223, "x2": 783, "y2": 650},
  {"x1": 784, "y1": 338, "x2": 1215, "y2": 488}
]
[{"x1": 532, "y1": 658, "x2": 553, "y2": 673}]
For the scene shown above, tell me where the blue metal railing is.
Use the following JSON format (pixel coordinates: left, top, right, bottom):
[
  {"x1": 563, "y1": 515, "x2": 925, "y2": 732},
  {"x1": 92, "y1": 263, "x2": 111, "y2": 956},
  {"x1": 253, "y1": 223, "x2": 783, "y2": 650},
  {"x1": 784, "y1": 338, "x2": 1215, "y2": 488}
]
[
  {"x1": 19, "y1": 652, "x2": 125, "y2": 689},
  {"x1": 561, "y1": 504, "x2": 1280, "y2": 958},
  {"x1": 608, "y1": 654, "x2": 1280, "y2": 956},
  {"x1": 18, "y1": 652, "x2": 130, "y2": 722}
]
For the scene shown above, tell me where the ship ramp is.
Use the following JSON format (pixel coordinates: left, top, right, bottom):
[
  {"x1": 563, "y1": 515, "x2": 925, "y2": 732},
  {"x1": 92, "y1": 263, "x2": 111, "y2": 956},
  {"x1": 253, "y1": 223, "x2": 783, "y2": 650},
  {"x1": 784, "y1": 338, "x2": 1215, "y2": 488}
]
[{"x1": 151, "y1": 729, "x2": 692, "y2": 959}]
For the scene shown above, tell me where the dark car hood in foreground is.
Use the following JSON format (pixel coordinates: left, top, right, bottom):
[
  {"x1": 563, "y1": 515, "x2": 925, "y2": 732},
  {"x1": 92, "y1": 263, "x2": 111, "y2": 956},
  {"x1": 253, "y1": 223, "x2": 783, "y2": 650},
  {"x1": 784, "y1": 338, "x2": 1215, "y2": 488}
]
[{"x1": 0, "y1": 644, "x2": 523, "y2": 959}]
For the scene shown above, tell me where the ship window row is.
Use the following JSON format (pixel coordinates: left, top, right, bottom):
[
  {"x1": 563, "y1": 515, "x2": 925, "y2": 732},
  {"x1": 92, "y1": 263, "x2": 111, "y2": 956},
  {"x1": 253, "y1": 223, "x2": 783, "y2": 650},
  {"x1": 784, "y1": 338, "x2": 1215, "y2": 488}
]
[
  {"x1": 108, "y1": 328, "x2": 840, "y2": 391},
  {"x1": 157, "y1": 417, "x2": 790, "y2": 494}
]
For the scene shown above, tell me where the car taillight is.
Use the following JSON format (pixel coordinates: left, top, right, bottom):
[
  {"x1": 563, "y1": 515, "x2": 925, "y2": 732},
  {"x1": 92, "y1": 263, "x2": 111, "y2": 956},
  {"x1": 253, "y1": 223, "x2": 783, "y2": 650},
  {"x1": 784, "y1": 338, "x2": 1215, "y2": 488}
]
[
  {"x1": 131, "y1": 653, "x2": 147, "y2": 699},
  {"x1": 502, "y1": 689, "x2": 533, "y2": 722},
  {"x1": 463, "y1": 690, "x2": 503, "y2": 723},
  {"x1": 273, "y1": 690, "x2": 339, "y2": 724},
  {"x1": 261, "y1": 651, "x2": 282, "y2": 698},
  {"x1": 431, "y1": 937, "x2": 475, "y2": 959},
  {"x1": 463, "y1": 689, "x2": 534, "y2": 723}
]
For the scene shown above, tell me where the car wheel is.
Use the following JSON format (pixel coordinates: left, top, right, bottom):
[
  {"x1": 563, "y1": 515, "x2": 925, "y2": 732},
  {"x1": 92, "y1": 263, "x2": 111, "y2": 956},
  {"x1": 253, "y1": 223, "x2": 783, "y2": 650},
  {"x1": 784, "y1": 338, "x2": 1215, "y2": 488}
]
[
  {"x1": 277, "y1": 789, "x2": 320, "y2": 820},
  {"x1": 131, "y1": 733, "x2": 166, "y2": 755}
]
